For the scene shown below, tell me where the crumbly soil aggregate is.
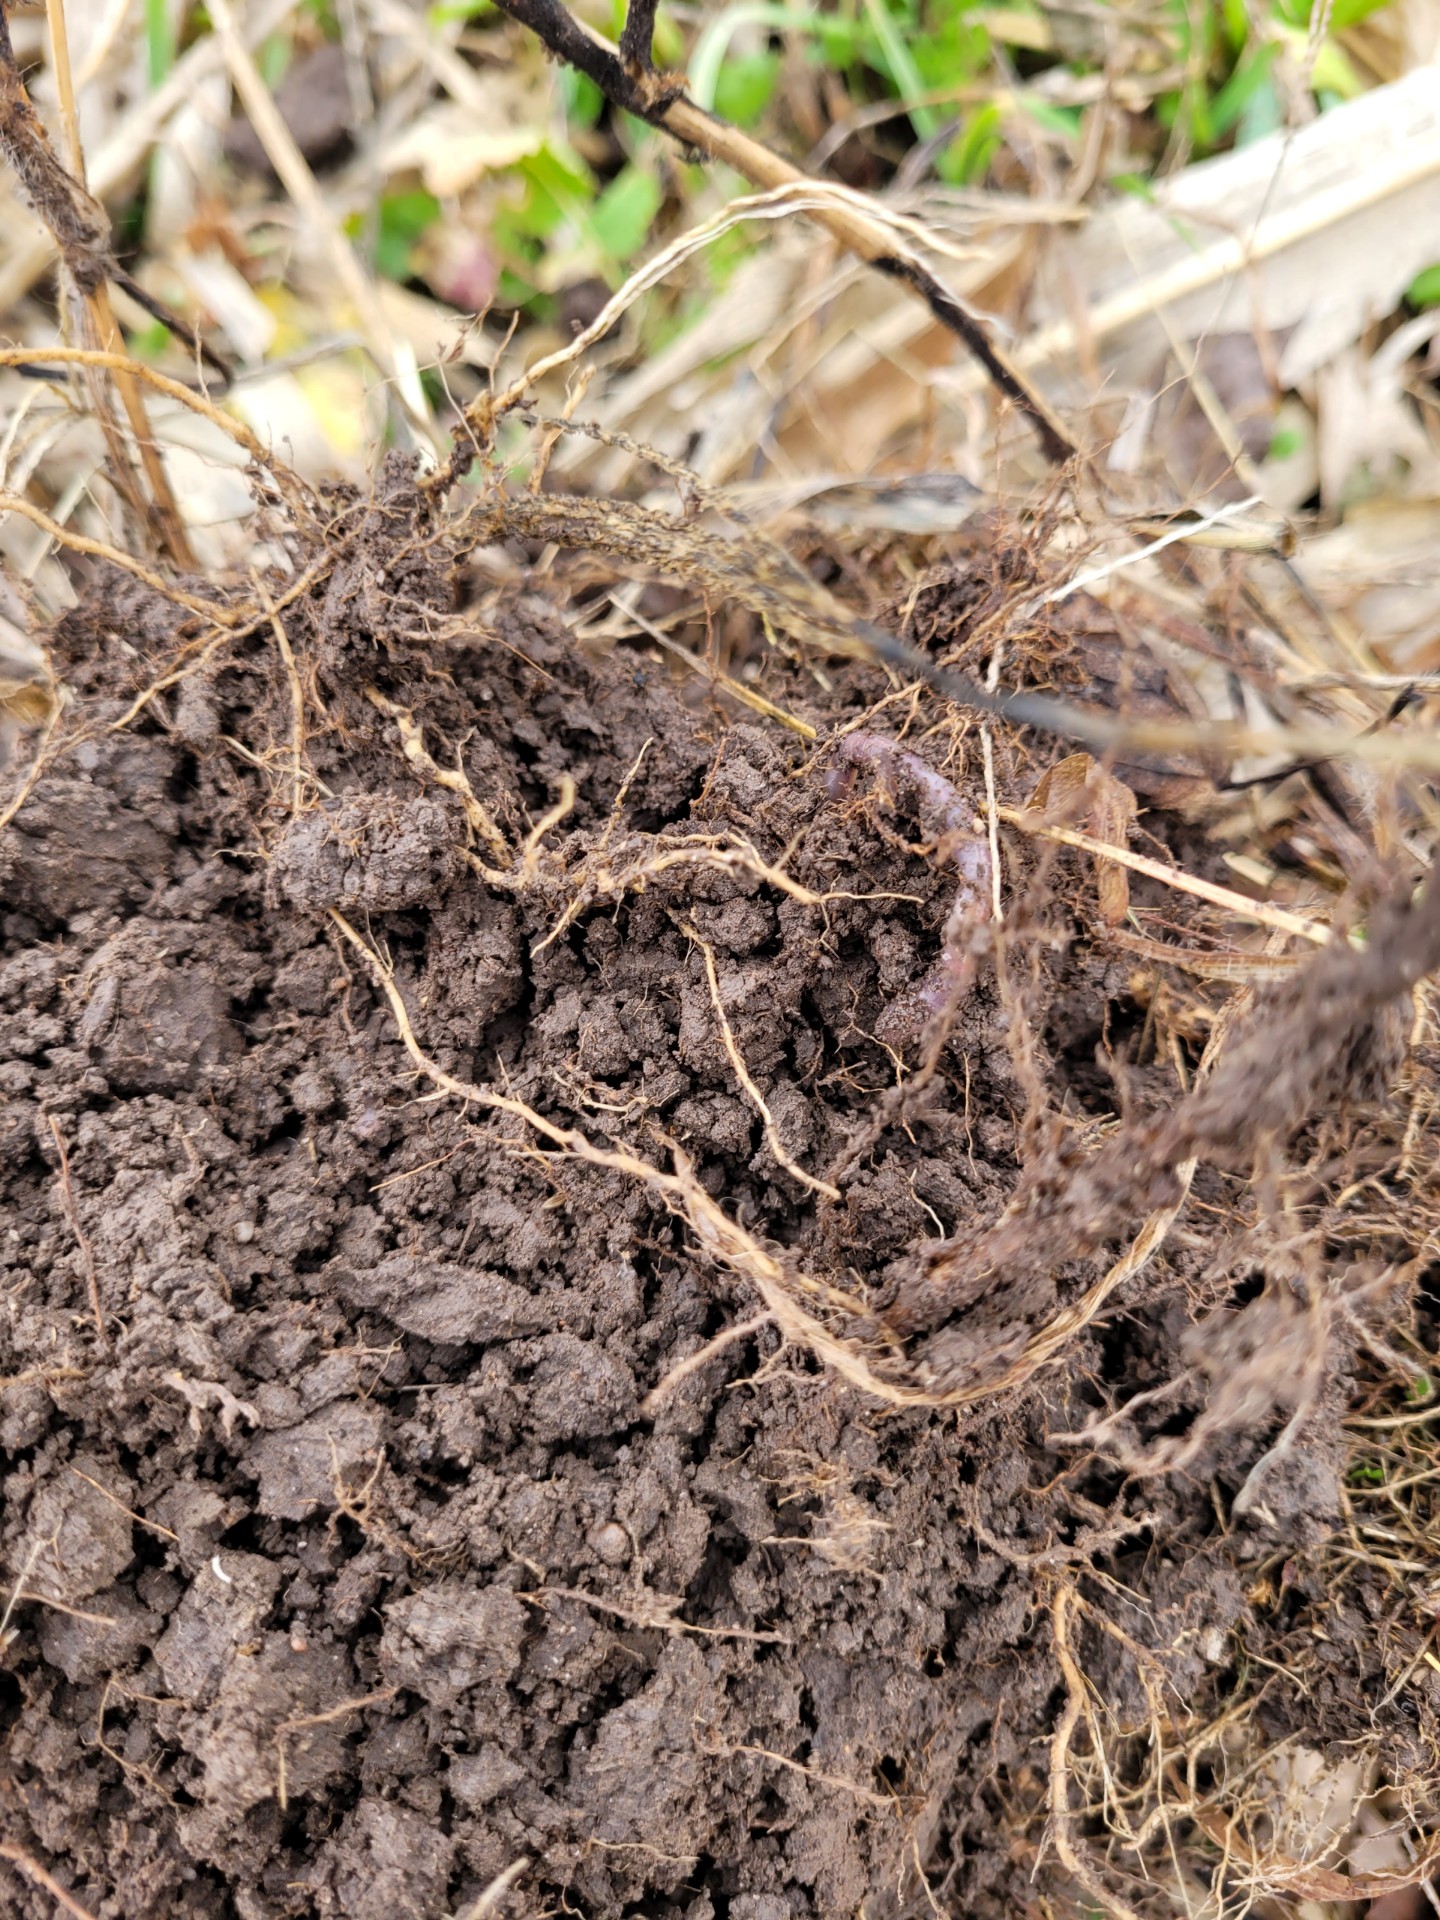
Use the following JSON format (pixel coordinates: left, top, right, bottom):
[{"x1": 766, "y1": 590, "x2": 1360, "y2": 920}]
[{"x1": 1, "y1": 470, "x2": 1435, "y2": 1919}]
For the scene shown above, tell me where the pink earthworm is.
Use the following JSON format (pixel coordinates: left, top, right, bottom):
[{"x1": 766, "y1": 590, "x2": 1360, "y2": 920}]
[{"x1": 829, "y1": 730, "x2": 993, "y2": 1044}]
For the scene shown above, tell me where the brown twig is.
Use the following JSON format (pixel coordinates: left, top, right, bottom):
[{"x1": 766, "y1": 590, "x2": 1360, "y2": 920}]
[
  {"x1": 617, "y1": 0, "x2": 660, "y2": 75},
  {"x1": 46, "y1": 1114, "x2": 109, "y2": 1350},
  {"x1": 480, "y1": 0, "x2": 1076, "y2": 466},
  {"x1": 0, "y1": 0, "x2": 226, "y2": 392}
]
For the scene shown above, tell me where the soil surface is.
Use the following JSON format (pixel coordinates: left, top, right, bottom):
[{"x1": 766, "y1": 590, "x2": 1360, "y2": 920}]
[{"x1": 1, "y1": 468, "x2": 1436, "y2": 1919}]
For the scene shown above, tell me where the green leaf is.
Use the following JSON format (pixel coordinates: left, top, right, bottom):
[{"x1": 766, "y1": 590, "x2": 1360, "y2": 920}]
[
  {"x1": 1236, "y1": 72, "x2": 1282, "y2": 146},
  {"x1": 590, "y1": 165, "x2": 663, "y2": 261},
  {"x1": 939, "y1": 102, "x2": 1002, "y2": 185},
  {"x1": 1407, "y1": 264, "x2": 1440, "y2": 308},
  {"x1": 861, "y1": 0, "x2": 940, "y2": 139},
  {"x1": 651, "y1": 8, "x2": 686, "y2": 68},
  {"x1": 560, "y1": 67, "x2": 605, "y2": 128},
  {"x1": 128, "y1": 319, "x2": 171, "y2": 359},
  {"x1": 522, "y1": 144, "x2": 595, "y2": 203},
  {"x1": 257, "y1": 32, "x2": 290, "y2": 90},
  {"x1": 512, "y1": 142, "x2": 597, "y2": 246},
  {"x1": 714, "y1": 50, "x2": 781, "y2": 128},
  {"x1": 1220, "y1": 0, "x2": 1250, "y2": 48},
  {"x1": 912, "y1": 14, "x2": 992, "y2": 92},
  {"x1": 1110, "y1": 171, "x2": 1157, "y2": 204},
  {"x1": 810, "y1": 15, "x2": 870, "y2": 66},
  {"x1": 146, "y1": 0, "x2": 176, "y2": 86},
  {"x1": 1207, "y1": 41, "x2": 1279, "y2": 141},
  {"x1": 1307, "y1": 38, "x2": 1364, "y2": 98},
  {"x1": 1328, "y1": 0, "x2": 1398, "y2": 26},
  {"x1": 371, "y1": 189, "x2": 441, "y2": 282},
  {"x1": 1021, "y1": 98, "x2": 1082, "y2": 139},
  {"x1": 689, "y1": 5, "x2": 814, "y2": 109}
]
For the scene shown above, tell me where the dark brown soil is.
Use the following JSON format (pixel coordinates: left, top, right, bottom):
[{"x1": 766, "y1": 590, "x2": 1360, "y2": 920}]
[{"x1": 2, "y1": 467, "x2": 1437, "y2": 1920}]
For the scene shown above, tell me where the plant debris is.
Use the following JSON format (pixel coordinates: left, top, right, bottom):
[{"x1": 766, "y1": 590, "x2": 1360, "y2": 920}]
[
  {"x1": 2, "y1": 446, "x2": 1440, "y2": 1920},
  {"x1": 6, "y1": 3, "x2": 1440, "y2": 1916}
]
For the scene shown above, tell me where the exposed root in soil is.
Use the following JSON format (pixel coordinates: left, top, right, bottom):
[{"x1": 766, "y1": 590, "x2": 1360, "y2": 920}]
[
  {"x1": 4, "y1": 440, "x2": 1440, "y2": 1917},
  {"x1": 0, "y1": 1844, "x2": 101, "y2": 1920},
  {"x1": 5, "y1": 141, "x2": 1440, "y2": 1918}
]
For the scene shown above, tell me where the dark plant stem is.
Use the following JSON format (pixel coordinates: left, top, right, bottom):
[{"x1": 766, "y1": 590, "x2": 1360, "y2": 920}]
[{"x1": 487, "y1": 0, "x2": 1076, "y2": 464}]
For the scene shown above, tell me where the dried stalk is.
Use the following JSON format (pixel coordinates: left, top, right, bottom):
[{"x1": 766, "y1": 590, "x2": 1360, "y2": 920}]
[
  {"x1": 485, "y1": 0, "x2": 1075, "y2": 465},
  {"x1": 44, "y1": 0, "x2": 197, "y2": 567}
]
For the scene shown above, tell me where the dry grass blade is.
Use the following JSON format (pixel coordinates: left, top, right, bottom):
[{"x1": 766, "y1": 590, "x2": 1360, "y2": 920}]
[
  {"x1": 205, "y1": 0, "x2": 429, "y2": 433},
  {"x1": 0, "y1": 0, "x2": 157, "y2": 553},
  {"x1": 42, "y1": 0, "x2": 197, "y2": 568},
  {"x1": 0, "y1": 348, "x2": 292, "y2": 474},
  {"x1": 462, "y1": 1, "x2": 1074, "y2": 467},
  {"x1": 1020, "y1": 65, "x2": 1440, "y2": 398},
  {"x1": 0, "y1": 493, "x2": 236, "y2": 623},
  {"x1": 997, "y1": 807, "x2": 1332, "y2": 946},
  {"x1": 610, "y1": 595, "x2": 817, "y2": 739},
  {"x1": 0, "y1": 0, "x2": 298, "y2": 317}
]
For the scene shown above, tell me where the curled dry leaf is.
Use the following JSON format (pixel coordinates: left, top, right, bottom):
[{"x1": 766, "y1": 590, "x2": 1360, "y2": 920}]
[{"x1": 1032, "y1": 752, "x2": 1140, "y2": 926}]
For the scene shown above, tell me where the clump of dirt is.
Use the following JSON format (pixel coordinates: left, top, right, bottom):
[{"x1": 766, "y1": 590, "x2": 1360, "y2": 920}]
[{"x1": 2, "y1": 466, "x2": 1439, "y2": 1920}]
